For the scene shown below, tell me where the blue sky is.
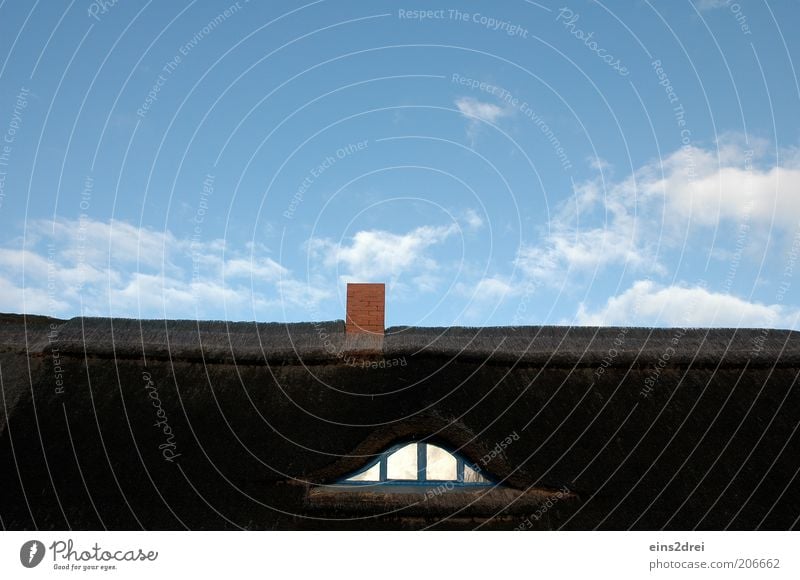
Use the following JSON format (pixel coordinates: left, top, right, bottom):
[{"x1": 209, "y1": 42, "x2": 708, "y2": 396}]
[{"x1": 1, "y1": 0, "x2": 799, "y2": 328}]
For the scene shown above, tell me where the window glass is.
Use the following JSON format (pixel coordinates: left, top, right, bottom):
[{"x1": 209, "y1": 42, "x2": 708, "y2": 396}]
[
  {"x1": 386, "y1": 443, "x2": 418, "y2": 480},
  {"x1": 348, "y1": 462, "x2": 380, "y2": 482},
  {"x1": 426, "y1": 444, "x2": 457, "y2": 480},
  {"x1": 463, "y1": 464, "x2": 488, "y2": 483},
  {"x1": 343, "y1": 442, "x2": 493, "y2": 485}
]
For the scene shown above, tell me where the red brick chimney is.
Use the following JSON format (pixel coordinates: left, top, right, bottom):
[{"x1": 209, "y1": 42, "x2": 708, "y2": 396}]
[{"x1": 346, "y1": 283, "x2": 385, "y2": 335}]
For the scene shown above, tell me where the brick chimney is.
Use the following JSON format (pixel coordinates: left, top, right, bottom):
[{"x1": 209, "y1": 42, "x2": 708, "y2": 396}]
[{"x1": 346, "y1": 283, "x2": 385, "y2": 335}]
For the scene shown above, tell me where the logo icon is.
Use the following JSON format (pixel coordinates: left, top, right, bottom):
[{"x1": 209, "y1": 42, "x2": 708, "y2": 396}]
[{"x1": 20, "y1": 540, "x2": 45, "y2": 568}]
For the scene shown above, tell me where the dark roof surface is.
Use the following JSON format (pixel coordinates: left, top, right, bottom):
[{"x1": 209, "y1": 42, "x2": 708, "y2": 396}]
[{"x1": 2, "y1": 313, "x2": 797, "y2": 365}]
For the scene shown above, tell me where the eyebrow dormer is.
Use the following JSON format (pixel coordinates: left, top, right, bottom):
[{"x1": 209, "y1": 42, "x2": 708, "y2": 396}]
[{"x1": 341, "y1": 441, "x2": 490, "y2": 485}]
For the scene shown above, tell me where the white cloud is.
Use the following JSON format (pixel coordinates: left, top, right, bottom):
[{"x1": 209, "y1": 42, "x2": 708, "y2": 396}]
[
  {"x1": 463, "y1": 208, "x2": 485, "y2": 230},
  {"x1": 588, "y1": 156, "x2": 612, "y2": 172},
  {"x1": 515, "y1": 176, "x2": 660, "y2": 285},
  {"x1": 275, "y1": 278, "x2": 332, "y2": 309},
  {"x1": 409, "y1": 272, "x2": 445, "y2": 294},
  {"x1": 453, "y1": 275, "x2": 521, "y2": 324},
  {"x1": 0, "y1": 275, "x2": 65, "y2": 314},
  {"x1": 517, "y1": 138, "x2": 800, "y2": 286},
  {"x1": 629, "y1": 137, "x2": 800, "y2": 231},
  {"x1": 455, "y1": 97, "x2": 507, "y2": 123},
  {"x1": 223, "y1": 257, "x2": 287, "y2": 281},
  {"x1": 455, "y1": 97, "x2": 509, "y2": 144},
  {"x1": 516, "y1": 215, "x2": 655, "y2": 284},
  {"x1": 473, "y1": 276, "x2": 515, "y2": 302},
  {"x1": 0, "y1": 217, "x2": 327, "y2": 320},
  {"x1": 574, "y1": 279, "x2": 800, "y2": 329},
  {"x1": 310, "y1": 224, "x2": 458, "y2": 287},
  {"x1": 47, "y1": 218, "x2": 179, "y2": 271}
]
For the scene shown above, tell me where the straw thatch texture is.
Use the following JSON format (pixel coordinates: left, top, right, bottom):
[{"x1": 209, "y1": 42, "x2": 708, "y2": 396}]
[{"x1": 0, "y1": 313, "x2": 798, "y2": 530}]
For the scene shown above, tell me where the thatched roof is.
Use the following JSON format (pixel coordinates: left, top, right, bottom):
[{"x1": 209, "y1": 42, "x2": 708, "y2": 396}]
[
  {"x1": 49, "y1": 317, "x2": 344, "y2": 362},
  {"x1": 1, "y1": 313, "x2": 797, "y2": 366},
  {"x1": 304, "y1": 483, "x2": 575, "y2": 517},
  {"x1": 383, "y1": 325, "x2": 800, "y2": 366},
  {"x1": 0, "y1": 313, "x2": 63, "y2": 352},
  {"x1": 2, "y1": 311, "x2": 799, "y2": 530}
]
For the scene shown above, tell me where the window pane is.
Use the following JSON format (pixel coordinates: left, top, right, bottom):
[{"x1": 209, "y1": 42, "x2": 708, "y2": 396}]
[
  {"x1": 463, "y1": 464, "x2": 489, "y2": 483},
  {"x1": 347, "y1": 462, "x2": 381, "y2": 482},
  {"x1": 426, "y1": 444, "x2": 457, "y2": 480},
  {"x1": 386, "y1": 443, "x2": 418, "y2": 480}
]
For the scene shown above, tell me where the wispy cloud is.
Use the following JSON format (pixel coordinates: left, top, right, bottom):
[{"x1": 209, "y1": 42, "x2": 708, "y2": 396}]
[
  {"x1": 514, "y1": 173, "x2": 660, "y2": 287},
  {"x1": 516, "y1": 136, "x2": 800, "y2": 287},
  {"x1": 0, "y1": 217, "x2": 327, "y2": 320},
  {"x1": 455, "y1": 97, "x2": 507, "y2": 123},
  {"x1": 462, "y1": 208, "x2": 485, "y2": 230},
  {"x1": 455, "y1": 97, "x2": 509, "y2": 144},
  {"x1": 309, "y1": 224, "x2": 458, "y2": 291},
  {"x1": 454, "y1": 275, "x2": 519, "y2": 323},
  {"x1": 502, "y1": 135, "x2": 800, "y2": 328}
]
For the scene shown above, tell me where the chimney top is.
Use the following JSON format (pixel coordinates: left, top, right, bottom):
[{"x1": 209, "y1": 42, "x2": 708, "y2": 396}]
[{"x1": 345, "y1": 283, "x2": 385, "y2": 335}]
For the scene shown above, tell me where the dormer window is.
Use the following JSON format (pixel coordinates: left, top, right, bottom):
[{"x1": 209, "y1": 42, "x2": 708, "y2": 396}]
[
  {"x1": 305, "y1": 439, "x2": 572, "y2": 523},
  {"x1": 341, "y1": 442, "x2": 490, "y2": 485}
]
